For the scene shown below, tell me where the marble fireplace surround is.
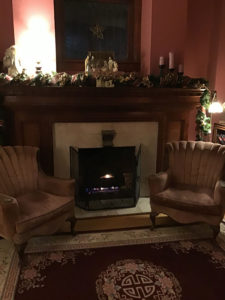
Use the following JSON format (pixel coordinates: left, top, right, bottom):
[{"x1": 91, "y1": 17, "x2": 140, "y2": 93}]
[{"x1": 1, "y1": 87, "x2": 202, "y2": 177}]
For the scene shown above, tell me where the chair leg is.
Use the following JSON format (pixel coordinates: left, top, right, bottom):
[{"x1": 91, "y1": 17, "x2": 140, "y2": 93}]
[
  {"x1": 15, "y1": 242, "x2": 27, "y2": 265},
  {"x1": 211, "y1": 225, "x2": 220, "y2": 239},
  {"x1": 150, "y1": 212, "x2": 158, "y2": 230},
  {"x1": 68, "y1": 216, "x2": 76, "y2": 235}
]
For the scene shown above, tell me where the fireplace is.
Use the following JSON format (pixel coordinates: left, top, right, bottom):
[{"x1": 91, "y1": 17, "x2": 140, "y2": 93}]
[{"x1": 70, "y1": 145, "x2": 141, "y2": 210}]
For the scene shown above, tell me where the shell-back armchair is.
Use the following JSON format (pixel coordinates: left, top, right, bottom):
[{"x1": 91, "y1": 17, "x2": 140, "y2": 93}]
[
  {"x1": 149, "y1": 141, "x2": 225, "y2": 236},
  {"x1": 0, "y1": 146, "x2": 76, "y2": 259}
]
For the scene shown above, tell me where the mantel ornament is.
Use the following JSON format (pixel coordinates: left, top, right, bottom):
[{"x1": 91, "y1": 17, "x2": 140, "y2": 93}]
[
  {"x1": 84, "y1": 53, "x2": 118, "y2": 75},
  {"x1": 3, "y1": 45, "x2": 22, "y2": 77}
]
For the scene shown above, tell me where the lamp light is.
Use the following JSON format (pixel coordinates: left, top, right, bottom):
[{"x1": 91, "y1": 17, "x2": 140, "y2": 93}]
[
  {"x1": 17, "y1": 15, "x2": 56, "y2": 75},
  {"x1": 208, "y1": 102, "x2": 223, "y2": 113},
  {"x1": 208, "y1": 91, "x2": 223, "y2": 113}
]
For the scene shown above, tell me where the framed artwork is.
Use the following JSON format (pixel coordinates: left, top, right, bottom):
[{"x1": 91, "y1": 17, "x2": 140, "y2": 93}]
[
  {"x1": 54, "y1": 0, "x2": 141, "y2": 73},
  {"x1": 212, "y1": 123, "x2": 225, "y2": 144}
]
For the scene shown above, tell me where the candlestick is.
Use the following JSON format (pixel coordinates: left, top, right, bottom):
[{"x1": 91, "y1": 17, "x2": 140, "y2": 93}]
[
  {"x1": 35, "y1": 61, "x2": 42, "y2": 74},
  {"x1": 177, "y1": 64, "x2": 184, "y2": 87},
  {"x1": 169, "y1": 52, "x2": 174, "y2": 70},
  {"x1": 158, "y1": 57, "x2": 165, "y2": 79}
]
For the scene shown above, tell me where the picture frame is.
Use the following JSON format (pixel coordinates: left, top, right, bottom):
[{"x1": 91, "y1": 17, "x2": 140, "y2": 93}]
[
  {"x1": 54, "y1": 0, "x2": 141, "y2": 73},
  {"x1": 212, "y1": 123, "x2": 225, "y2": 144}
]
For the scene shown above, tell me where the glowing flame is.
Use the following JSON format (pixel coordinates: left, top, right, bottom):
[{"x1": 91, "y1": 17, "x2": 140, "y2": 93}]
[
  {"x1": 17, "y1": 16, "x2": 56, "y2": 75},
  {"x1": 100, "y1": 174, "x2": 114, "y2": 179}
]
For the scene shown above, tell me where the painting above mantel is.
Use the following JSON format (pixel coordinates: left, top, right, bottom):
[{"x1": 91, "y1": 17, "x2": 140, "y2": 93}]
[{"x1": 54, "y1": 0, "x2": 141, "y2": 73}]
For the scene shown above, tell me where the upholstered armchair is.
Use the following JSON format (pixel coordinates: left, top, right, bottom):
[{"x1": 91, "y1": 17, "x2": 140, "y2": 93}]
[
  {"x1": 149, "y1": 141, "x2": 225, "y2": 236},
  {"x1": 0, "y1": 146, "x2": 76, "y2": 259}
]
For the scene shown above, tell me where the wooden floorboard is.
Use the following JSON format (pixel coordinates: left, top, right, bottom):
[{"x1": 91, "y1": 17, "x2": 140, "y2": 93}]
[{"x1": 74, "y1": 213, "x2": 175, "y2": 232}]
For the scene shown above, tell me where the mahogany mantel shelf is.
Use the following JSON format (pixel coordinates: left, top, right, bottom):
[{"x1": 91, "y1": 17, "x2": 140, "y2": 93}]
[{"x1": 0, "y1": 86, "x2": 202, "y2": 174}]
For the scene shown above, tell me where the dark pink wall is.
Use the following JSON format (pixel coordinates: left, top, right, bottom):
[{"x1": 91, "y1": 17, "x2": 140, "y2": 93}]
[
  {"x1": 212, "y1": 0, "x2": 225, "y2": 123},
  {"x1": 140, "y1": 0, "x2": 152, "y2": 75},
  {"x1": 213, "y1": 1, "x2": 225, "y2": 101},
  {"x1": 0, "y1": 0, "x2": 14, "y2": 60},
  {"x1": 184, "y1": 0, "x2": 215, "y2": 78},
  {"x1": 207, "y1": 0, "x2": 223, "y2": 90},
  {"x1": 150, "y1": 0, "x2": 188, "y2": 75}
]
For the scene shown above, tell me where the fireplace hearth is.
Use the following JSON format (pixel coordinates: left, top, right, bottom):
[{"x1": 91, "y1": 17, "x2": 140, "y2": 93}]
[{"x1": 70, "y1": 145, "x2": 141, "y2": 210}]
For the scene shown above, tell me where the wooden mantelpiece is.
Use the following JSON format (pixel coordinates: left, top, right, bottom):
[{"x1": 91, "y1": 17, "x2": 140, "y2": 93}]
[{"x1": 0, "y1": 86, "x2": 202, "y2": 174}]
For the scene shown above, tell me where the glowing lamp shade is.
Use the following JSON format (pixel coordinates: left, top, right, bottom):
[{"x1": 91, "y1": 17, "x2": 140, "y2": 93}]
[
  {"x1": 208, "y1": 102, "x2": 223, "y2": 113},
  {"x1": 17, "y1": 16, "x2": 56, "y2": 75}
]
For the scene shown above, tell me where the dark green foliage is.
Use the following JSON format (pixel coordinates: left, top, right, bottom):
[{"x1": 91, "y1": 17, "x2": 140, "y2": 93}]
[
  {"x1": 196, "y1": 89, "x2": 211, "y2": 140},
  {"x1": 200, "y1": 90, "x2": 211, "y2": 109}
]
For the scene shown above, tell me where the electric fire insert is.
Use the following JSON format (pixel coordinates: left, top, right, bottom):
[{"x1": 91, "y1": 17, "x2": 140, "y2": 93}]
[{"x1": 70, "y1": 146, "x2": 141, "y2": 210}]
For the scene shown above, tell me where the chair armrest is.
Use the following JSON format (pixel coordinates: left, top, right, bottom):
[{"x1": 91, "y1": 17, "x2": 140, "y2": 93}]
[
  {"x1": 214, "y1": 180, "x2": 225, "y2": 208},
  {"x1": 0, "y1": 193, "x2": 19, "y2": 239},
  {"x1": 149, "y1": 171, "x2": 170, "y2": 196},
  {"x1": 38, "y1": 171, "x2": 75, "y2": 196}
]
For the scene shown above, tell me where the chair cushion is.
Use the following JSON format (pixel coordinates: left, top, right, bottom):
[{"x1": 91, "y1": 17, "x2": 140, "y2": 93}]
[
  {"x1": 151, "y1": 185, "x2": 221, "y2": 216},
  {"x1": 16, "y1": 191, "x2": 74, "y2": 234}
]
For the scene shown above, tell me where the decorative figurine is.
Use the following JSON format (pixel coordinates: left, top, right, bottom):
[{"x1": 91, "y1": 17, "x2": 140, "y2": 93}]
[
  {"x1": 3, "y1": 45, "x2": 21, "y2": 77},
  {"x1": 101, "y1": 60, "x2": 108, "y2": 72},
  {"x1": 108, "y1": 57, "x2": 114, "y2": 71},
  {"x1": 90, "y1": 55, "x2": 95, "y2": 71},
  {"x1": 113, "y1": 60, "x2": 118, "y2": 72},
  {"x1": 84, "y1": 55, "x2": 91, "y2": 73},
  {"x1": 96, "y1": 78, "x2": 104, "y2": 87}
]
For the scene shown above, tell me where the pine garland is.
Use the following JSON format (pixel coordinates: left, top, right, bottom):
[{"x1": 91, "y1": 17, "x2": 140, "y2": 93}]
[{"x1": 195, "y1": 89, "x2": 212, "y2": 141}]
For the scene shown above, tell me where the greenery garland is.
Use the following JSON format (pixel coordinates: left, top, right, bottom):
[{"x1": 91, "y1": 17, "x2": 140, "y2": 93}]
[
  {"x1": 0, "y1": 70, "x2": 208, "y2": 89},
  {"x1": 196, "y1": 89, "x2": 212, "y2": 141}
]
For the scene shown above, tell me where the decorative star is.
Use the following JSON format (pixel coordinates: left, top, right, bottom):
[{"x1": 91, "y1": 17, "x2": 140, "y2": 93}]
[{"x1": 90, "y1": 24, "x2": 104, "y2": 40}]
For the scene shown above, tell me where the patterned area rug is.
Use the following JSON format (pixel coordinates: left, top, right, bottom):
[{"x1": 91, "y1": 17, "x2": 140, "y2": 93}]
[
  {"x1": 14, "y1": 239, "x2": 225, "y2": 300},
  {"x1": 1, "y1": 223, "x2": 225, "y2": 300}
]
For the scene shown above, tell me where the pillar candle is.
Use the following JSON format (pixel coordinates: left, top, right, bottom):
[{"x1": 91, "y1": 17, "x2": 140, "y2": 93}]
[
  {"x1": 159, "y1": 56, "x2": 164, "y2": 66},
  {"x1": 178, "y1": 64, "x2": 183, "y2": 73},
  {"x1": 169, "y1": 52, "x2": 174, "y2": 69}
]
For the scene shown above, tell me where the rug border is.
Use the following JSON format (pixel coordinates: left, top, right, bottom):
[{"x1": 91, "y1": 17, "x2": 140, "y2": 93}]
[{"x1": 1, "y1": 252, "x2": 20, "y2": 300}]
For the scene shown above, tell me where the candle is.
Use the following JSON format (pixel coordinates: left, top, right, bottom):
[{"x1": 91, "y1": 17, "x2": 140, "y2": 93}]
[
  {"x1": 159, "y1": 56, "x2": 164, "y2": 66},
  {"x1": 178, "y1": 64, "x2": 183, "y2": 73},
  {"x1": 169, "y1": 52, "x2": 174, "y2": 69}
]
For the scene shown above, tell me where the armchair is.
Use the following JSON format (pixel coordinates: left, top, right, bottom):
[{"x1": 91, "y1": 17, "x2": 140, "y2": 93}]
[
  {"x1": 0, "y1": 146, "x2": 76, "y2": 259},
  {"x1": 149, "y1": 141, "x2": 225, "y2": 236}
]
